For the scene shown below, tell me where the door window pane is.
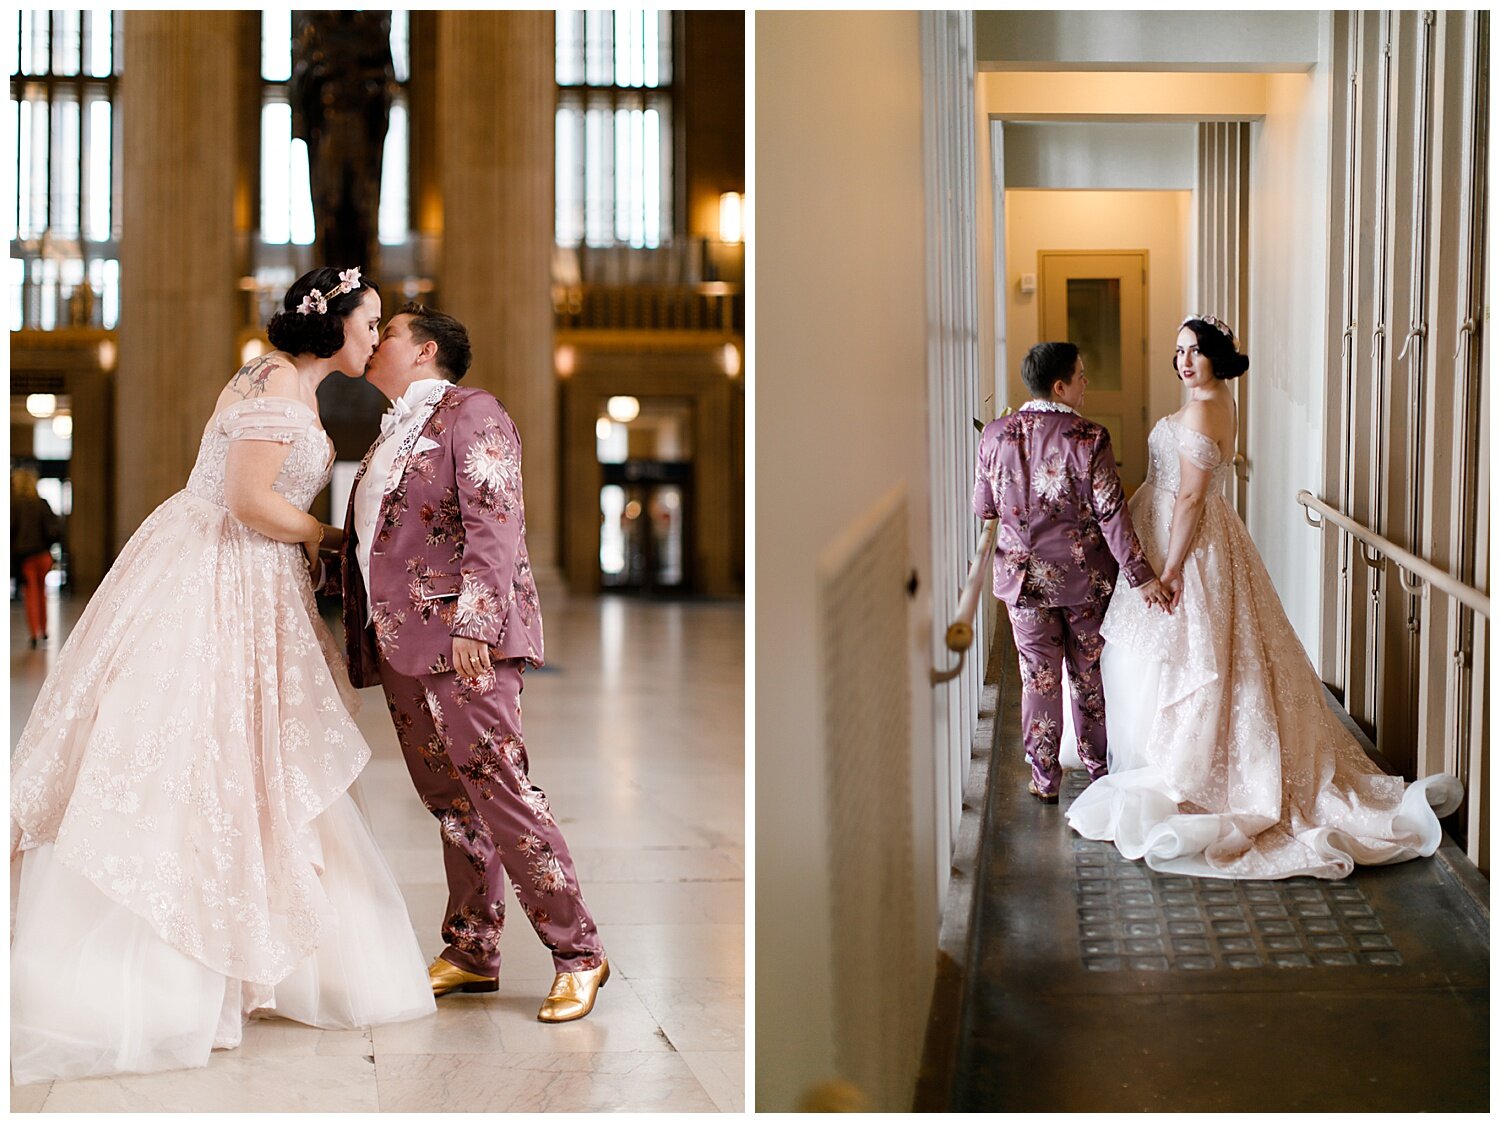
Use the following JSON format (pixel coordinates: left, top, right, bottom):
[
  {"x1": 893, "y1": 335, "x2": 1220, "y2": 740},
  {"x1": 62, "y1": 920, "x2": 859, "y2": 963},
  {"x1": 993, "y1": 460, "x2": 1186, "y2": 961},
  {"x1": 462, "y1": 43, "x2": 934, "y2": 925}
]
[{"x1": 1066, "y1": 277, "x2": 1122, "y2": 393}]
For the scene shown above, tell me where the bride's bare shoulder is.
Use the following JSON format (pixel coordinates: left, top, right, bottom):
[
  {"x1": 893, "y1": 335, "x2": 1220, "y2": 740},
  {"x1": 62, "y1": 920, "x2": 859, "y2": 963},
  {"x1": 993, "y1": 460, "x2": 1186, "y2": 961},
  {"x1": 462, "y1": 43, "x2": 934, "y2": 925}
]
[{"x1": 1176, "y1": 397, "x2": 1235, "y2": 443}]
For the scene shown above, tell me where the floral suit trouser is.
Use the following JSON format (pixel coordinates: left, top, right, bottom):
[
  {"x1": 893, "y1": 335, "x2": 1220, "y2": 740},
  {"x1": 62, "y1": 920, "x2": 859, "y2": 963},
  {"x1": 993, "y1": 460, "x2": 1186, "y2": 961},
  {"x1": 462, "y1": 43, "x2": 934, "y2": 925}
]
[
  {"x1": 379, "y1": 655, "x2": 605, "y2": 976},
  {"x1": 1006, "y1": 601, "x2": 1109, "y2": 797}
]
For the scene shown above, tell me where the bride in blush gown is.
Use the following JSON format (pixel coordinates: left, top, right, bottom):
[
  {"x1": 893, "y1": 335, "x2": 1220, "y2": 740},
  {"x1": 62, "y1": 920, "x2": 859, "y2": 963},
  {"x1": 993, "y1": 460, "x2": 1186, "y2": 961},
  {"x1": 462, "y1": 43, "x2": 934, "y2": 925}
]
[
  {"x1": 1065, "y1": 316, "x2": 1463, "y2": 880},
  {"x1": 11, "y1": 267, "x2": 434, "y2": 1086}
]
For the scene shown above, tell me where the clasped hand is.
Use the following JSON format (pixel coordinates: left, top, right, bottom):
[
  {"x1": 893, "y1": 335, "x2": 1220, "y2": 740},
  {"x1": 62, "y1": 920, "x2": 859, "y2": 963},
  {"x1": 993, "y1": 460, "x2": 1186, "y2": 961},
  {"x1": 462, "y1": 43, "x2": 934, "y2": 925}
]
[{"x1": 1140, "y1": 574, "x2": 1180, "y2": 614}]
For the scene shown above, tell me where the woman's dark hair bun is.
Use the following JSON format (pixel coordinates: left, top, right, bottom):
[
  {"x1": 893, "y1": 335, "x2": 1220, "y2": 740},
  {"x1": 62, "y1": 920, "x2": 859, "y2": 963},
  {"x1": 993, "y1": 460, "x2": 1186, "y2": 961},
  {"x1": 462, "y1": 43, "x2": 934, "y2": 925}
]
[
  {"x1": 265, "y1": 267, "x2": 379, "y2": 358},
  {"x1": 1216, "y1": 351, "x2": 1250, "y2": 379},
  {"x1": 1179, "y1": 316, "x2": 1249, "y2": 381}
]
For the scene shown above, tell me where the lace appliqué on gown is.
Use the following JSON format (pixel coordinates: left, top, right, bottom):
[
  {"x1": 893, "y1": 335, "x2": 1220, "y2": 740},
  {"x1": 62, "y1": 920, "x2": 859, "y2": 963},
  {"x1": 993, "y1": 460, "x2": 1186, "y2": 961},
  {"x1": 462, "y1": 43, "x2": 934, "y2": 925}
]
[{"x1": 1066, "y1": 417, "x2": 1462, "y2": 880}]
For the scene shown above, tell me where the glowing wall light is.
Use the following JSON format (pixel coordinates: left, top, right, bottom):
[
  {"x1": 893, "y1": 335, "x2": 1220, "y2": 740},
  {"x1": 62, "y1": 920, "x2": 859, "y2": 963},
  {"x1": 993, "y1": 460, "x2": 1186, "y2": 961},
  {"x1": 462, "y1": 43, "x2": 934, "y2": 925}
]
[
  {"x1": 719, "y1": 191, "x2": 743, "y2": 244},
  {"x1": 606, "y1": 395, "x2": 641, "y2": 423}
]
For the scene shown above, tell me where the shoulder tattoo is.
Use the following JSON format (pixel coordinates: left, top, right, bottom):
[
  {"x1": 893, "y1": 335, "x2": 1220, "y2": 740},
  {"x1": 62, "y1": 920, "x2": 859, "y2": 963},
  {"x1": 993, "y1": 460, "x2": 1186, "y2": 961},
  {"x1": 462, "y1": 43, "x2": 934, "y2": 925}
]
[{"x1": 228, "y1": 355, "x2": 283, "y2": 399}]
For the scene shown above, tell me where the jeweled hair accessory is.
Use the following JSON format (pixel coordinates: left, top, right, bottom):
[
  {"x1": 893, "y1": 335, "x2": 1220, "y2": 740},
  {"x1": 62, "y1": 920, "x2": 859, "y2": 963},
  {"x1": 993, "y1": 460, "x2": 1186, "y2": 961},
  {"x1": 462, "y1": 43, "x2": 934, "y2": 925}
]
[
  {"x1": 1184, "y1": 313, "x2": 1236, "y2": 343},
  {"x1": 296, "y1": 266, "x2": 363, "y2": 315}
]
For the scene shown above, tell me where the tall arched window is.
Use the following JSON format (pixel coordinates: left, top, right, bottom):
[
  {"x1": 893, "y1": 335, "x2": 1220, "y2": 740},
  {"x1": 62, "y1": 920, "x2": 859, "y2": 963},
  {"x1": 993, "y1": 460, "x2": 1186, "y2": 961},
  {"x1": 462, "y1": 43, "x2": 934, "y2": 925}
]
[
  {"x1": 555, "y1": 11, "x2": 674, "y2": 248},
  {"x1": 8, "y1": 10, "x2": 121, "y2": 330},
  {"x1": 257, "y1": 11, "x2": 410, "y2": 293}
]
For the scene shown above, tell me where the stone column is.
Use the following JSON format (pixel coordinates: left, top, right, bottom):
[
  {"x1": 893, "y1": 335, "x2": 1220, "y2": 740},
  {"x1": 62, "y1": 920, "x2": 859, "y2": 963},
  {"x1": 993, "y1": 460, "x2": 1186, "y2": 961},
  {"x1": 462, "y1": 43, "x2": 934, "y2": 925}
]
[
  {"x1": 434, "y1": 12, "x2": 560, "y2": 584},
  {"x1": 117, "y1": 12, "x2": 239, "y2": 548}
]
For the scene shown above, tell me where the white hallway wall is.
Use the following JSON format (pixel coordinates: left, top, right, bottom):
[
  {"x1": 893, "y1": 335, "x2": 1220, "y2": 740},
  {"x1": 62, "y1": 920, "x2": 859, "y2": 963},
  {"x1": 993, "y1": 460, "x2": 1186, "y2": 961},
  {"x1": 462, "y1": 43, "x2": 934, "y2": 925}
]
[
  {"x1": 1246, "y1": 62, "x2": 1333, "y2": 655},
  {"x1": 755, "y1": 10, "x2": 937, "y2": 1112}
]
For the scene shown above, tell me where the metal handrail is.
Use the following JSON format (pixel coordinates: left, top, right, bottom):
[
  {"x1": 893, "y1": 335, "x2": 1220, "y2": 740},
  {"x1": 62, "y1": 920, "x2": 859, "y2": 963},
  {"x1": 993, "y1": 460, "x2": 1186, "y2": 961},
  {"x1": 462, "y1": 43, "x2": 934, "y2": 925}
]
[
  {"x1": 932, "y1": 519, "x2": 998, "y2": 685},
  {"x1": 1297, "y1": 490, "x2": 1490, "y2": 619}
]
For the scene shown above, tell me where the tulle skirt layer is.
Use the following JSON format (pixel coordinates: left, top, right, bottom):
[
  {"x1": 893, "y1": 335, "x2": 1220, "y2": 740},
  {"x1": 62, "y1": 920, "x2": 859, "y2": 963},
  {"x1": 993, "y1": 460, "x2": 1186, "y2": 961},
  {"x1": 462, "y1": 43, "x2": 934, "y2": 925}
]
[{"x1": 12, "y1": 790, "x2": 434, "y2": 1085}]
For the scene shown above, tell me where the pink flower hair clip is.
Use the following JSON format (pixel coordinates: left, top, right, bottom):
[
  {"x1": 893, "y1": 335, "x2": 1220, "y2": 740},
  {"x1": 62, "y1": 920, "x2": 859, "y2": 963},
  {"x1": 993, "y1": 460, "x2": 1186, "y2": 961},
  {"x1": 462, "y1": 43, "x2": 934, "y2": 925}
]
[
  {"x1": 295, "y1": 267, "x2": 363, "y2": 316},
  {"x1": 1184, "y1": 313, "x2": 1236, "y2": 343}
]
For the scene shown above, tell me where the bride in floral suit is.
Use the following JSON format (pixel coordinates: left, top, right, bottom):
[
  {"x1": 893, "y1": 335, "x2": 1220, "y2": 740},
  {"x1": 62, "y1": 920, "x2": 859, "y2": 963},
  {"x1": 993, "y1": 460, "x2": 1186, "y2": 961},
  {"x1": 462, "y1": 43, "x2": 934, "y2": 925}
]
[{"x1": 10, "y1": 267, "x2": 434, "y2": 1085}]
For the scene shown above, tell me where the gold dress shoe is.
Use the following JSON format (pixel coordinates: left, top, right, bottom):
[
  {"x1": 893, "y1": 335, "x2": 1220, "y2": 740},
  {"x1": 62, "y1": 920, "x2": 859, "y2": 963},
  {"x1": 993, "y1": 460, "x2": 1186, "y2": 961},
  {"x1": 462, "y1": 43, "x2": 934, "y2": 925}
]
[
  {"x1": 428, "y1": 957, "x2": 498, "y2": 996},
  {"x1": 537, "y1": 959, "x2": 610, "y2": 1023}
]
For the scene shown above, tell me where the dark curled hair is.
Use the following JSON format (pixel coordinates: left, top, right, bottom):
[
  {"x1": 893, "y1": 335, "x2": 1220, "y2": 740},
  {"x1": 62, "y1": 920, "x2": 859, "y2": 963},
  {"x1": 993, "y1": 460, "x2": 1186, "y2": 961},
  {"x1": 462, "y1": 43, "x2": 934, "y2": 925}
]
[
  {"x1": 1179, "y1": 318, "x2": 1249, "y2": 380},
  {"x1": 1022, "y1": 341, "x2": 1080, "y2": 398},
  {"x1": 265, "y1": 267, "x2": 380, "y2": 358},
  {"x1": 400, "y1": 302, "x2": 472, "y2": 382}
]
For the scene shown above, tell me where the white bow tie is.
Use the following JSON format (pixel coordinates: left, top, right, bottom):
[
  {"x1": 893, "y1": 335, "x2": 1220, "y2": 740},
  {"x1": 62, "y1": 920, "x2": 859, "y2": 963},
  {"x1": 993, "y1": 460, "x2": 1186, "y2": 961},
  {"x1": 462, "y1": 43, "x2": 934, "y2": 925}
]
[{"x1": 379, "y1": 395, "x2": 415, "y2": 439}]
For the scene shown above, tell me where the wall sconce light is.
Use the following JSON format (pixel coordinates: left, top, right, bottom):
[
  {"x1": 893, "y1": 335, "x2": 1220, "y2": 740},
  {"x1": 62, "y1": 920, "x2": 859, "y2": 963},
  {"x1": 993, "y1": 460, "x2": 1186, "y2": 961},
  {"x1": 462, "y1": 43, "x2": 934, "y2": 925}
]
[
  {"x1": 606, "y1": 395, "x2": 641, "y2": 423},
  {"x1": 721, "y1": 342, "x2": 742, "y2": 378},
  {"x1": 556, "y1": 344, "x2": 577, "y2": 378},
  {"x1": 97, "y1": 339, "x2": 117, "y2": 370},
  {"x1": 26, "y1": 394, "x2": 56, "y2": 419},
  {"x1": 719, "y1": 192, "x2": 744, "y2": 244},
  {"x1": 241, "y1": 337, "x2": 269, "y2": 366},
  {"x1": 52, "y1": 413, "x2": 73, "y2": 439}
]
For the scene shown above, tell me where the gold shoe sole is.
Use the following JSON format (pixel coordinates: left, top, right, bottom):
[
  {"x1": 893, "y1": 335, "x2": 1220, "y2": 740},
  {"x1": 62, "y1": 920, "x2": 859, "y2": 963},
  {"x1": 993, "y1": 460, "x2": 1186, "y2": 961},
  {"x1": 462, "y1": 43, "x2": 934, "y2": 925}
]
[{"x1": 434, "y1": 978, "x2": 499, "y2": 996}]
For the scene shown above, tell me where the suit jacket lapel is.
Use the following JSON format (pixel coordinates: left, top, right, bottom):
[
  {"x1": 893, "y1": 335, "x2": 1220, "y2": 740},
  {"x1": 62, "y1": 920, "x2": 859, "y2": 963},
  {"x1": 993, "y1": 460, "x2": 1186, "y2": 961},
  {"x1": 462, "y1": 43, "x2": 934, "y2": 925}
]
[{"x1": 381, "y1": 383, "x2": 451, "y2": 505}]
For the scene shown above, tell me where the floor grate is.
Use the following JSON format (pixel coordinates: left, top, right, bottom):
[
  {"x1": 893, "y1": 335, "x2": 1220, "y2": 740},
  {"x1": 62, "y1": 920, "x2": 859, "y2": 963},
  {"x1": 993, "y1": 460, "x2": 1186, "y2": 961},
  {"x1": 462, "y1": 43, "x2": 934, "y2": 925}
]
[{"x1": 1066, "y1": 778, "x2": 1401, "y2": 973}]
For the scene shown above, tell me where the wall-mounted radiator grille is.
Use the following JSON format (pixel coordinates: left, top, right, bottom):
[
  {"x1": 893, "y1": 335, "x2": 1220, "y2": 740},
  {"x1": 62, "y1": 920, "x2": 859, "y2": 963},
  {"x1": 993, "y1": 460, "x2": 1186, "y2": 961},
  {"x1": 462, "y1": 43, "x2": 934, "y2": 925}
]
[{"x1": 817, "y1": 487, "x2": 920, "y2": 1110}]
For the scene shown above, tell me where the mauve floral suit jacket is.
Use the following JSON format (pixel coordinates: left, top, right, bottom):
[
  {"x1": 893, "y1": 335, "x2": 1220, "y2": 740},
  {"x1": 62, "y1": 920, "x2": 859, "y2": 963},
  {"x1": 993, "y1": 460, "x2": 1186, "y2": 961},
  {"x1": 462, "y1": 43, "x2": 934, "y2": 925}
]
[
  {"x1": 340, "y1": 384, "x2": 544, "y2": 688},
  {"x1": 972, "y1": 402, "x2": 1155, "y2": 610}
]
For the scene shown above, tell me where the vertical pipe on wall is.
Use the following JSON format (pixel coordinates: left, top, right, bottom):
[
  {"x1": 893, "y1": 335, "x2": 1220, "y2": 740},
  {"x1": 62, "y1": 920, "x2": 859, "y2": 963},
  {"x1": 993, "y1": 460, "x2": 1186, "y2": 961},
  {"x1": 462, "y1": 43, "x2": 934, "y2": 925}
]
[
  {"x1": 1344, "y1": 13, "x2": 1368, "y2": 692},
  {"x1": 1449, "y1": 10, "x2": 1487, "y2": 842},
  {"x1": 1396, "y1": 11, "x2": 1436, "y2": 769},
  {"x1": 1353, "y1": 11, "x2": 1396, "y2": 735}
]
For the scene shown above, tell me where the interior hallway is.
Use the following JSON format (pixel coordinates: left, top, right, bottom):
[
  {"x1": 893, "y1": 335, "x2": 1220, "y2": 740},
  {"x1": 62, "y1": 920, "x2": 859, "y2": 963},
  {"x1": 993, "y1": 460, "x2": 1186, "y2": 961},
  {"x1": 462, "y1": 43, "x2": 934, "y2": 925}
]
[
  {"x1": 10, "y1": 591, "x2": 744, "y2": 1113},
  {"x1": 946, "y1": 623, "x2": 1488, "y2": 1112}
]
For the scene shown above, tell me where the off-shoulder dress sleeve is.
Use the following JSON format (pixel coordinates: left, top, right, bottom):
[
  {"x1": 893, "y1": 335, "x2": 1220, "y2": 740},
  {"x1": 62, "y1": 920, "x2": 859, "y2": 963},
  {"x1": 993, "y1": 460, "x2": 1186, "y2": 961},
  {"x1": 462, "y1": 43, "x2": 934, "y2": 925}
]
[
  {"x1": 218, "y1": 397, "x2": 318, "y2": 444},
  {"x1": 1174, "y1": 422, "x2": 1224, "y2": 471}
]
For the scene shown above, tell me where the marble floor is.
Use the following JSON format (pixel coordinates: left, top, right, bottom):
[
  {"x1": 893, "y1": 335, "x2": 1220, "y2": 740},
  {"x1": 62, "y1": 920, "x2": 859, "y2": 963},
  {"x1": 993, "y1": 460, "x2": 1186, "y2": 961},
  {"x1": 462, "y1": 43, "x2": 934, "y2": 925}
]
[{"x1": 10, "y1": 588, "x2": 745, "y2": 1112}]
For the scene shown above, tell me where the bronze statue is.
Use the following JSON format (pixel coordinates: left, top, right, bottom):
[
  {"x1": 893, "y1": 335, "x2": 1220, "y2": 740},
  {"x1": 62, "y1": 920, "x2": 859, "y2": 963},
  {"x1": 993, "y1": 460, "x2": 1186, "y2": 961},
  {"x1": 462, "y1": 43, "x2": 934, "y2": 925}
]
[{"x1": 291, "y1": 11, "x2": 397, "y2": 272}]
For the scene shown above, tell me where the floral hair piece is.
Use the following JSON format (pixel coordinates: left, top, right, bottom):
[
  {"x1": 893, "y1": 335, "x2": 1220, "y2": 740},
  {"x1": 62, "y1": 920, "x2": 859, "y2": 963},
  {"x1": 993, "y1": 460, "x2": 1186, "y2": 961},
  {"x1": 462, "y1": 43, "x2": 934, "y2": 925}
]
[
  {"x1": 1184, "y1": 313, "x2": 1236, "y2": 343},
  {"x1": 296, "y1": 267, "x2": 363, "y2": 316}
]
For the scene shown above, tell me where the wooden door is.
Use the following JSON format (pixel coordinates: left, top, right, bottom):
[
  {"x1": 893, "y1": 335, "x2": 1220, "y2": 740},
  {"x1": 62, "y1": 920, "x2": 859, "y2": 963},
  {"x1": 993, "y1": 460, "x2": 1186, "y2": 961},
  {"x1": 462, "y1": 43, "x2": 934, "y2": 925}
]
[{"x1": 1039, "y1": 251, "x2": 1149, "y2": 490}]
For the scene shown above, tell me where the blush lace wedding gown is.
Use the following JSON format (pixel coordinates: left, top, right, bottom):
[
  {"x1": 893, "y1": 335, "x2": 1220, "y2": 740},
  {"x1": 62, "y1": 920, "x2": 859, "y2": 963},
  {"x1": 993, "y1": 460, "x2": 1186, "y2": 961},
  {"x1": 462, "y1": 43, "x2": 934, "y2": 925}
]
[
  {"x1": 11, "y1": 397, "x2": 434, "y2": 1085},
  {"x1": 1065, "y1": 416, "x2": 1463, "y2": 879}
]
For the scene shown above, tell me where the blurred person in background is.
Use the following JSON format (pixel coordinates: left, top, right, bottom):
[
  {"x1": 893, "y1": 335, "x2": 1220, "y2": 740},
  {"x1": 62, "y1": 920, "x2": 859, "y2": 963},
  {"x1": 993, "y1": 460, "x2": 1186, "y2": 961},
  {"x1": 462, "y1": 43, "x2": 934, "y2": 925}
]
[{"x1": 11, "y1": 465, "x2": 62, "y2": 649}]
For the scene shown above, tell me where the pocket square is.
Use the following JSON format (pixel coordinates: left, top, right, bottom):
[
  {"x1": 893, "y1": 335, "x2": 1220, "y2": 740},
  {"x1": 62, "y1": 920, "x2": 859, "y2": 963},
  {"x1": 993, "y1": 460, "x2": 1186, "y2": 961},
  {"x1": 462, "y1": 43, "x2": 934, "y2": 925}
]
[{"x1": 415, "y1": 436, "x2": 440, "y2": 454}]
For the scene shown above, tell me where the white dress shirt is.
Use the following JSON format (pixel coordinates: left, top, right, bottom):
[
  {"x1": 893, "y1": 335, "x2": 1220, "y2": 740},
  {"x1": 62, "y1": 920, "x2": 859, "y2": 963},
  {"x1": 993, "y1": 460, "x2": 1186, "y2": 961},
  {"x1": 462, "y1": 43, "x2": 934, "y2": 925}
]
[{"x1": 354, "y1": 378, "x2": 450, "y2": 607}]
